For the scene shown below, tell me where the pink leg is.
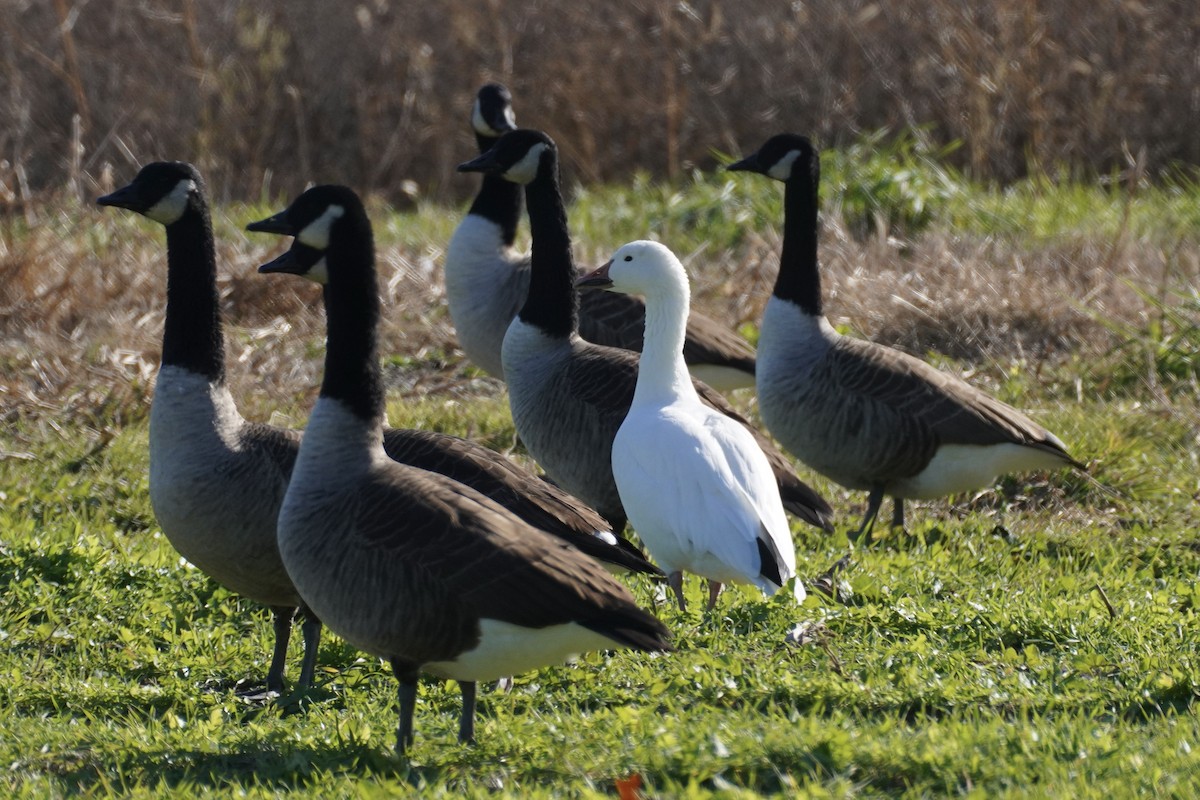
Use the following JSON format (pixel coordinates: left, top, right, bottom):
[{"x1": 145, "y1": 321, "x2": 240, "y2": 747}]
[
  {"x1": 706, "y1": 580, "x2": 723, "y2": 611},
  {"x1": 668, "y1": 571, "x2": 687, "y2": 612}
]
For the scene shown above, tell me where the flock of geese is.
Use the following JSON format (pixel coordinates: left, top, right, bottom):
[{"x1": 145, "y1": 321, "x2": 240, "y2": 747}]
[{"x1": 94, "y1": 83, "x2": 1082, "y2": 753}]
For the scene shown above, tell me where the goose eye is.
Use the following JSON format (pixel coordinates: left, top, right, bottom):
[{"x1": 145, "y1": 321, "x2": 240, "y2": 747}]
[{"x1": 623, "y1": 255, "x2": 632, "y2": 262}]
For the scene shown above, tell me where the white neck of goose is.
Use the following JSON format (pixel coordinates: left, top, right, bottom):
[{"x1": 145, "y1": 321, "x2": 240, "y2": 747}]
[{"x1": 629, "y1": 267, "x2": 698, "y2": 408}]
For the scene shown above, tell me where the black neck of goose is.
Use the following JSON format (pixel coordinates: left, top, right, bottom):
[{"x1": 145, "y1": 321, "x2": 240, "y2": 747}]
[
  {"x1": 468, "y1": 133, "x2": 522, "y2": 246},
  {"x1": 163, "y1": 196, "x2": 225, "y2": 382},
  {"x1": 776, "y1": 170, "x2": 824, "y2": 317},
  {"x1": 319, "y1": 209, "x2": 385, "y2": 425},
  {"x1": 518, "y1": 149, "x2": 578, "y2": 338}
]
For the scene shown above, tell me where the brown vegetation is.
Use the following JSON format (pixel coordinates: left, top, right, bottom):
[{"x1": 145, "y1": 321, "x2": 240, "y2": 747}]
[{"x1": 2, "y1": 0, "x2": 1199, "y2": 207}]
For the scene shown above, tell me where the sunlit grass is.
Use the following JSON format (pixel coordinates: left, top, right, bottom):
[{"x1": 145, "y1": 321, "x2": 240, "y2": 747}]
[{"x1": 2, "y1": 139, "x2": 1199, "y2": 795}]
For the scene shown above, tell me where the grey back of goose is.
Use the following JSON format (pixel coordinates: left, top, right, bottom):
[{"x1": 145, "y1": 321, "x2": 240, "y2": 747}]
[
  {"x1": 445, "y1": 83, "x2": 757, "y2": 391},
  {"x1": 249, "y1": 185, "x2": 671, "y2": 752},
  {"x1": 458, "y1": 129, "x2": 833, "y2": 534},
  {"x1": 728, "y1": 134, "x2": 1084, "y2": 542}
]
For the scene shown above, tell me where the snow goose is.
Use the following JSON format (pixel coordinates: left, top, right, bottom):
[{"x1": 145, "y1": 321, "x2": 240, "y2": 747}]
[
  {"x1": 97, "y1": 165, "x2": 658, "y2": 697},
  {"x1": 247, "y1": 184, "x2": 671, "y2": 752},
  {"x1": 577, "y1": 241, "x2": 803, "y2": 611},
  {"x1": 728, "y1": 134, "x2": 1085, "y2": 543},
  {"x1": 457, "y1": 129, "x2": 834, "y2": 535},
  {"x1": 446, "y1": 84, "x2": 757, "y2": 390}
]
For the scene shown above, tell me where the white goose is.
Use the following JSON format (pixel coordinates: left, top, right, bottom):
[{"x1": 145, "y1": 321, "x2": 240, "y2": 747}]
[
  {"x1": 729, "y1": 134, "x2": 1085, "y2": 543},
  {"x1": 577, "y1": 241, "x2": 803, "y2": 612}
]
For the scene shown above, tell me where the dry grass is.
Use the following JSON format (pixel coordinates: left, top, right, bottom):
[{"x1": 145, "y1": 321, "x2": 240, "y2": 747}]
[
  {"x1": 3, "y1": 0, "x2": 1199, "y2": 208},
  {"x1": 2, "y1": 183, "x2": 1196, "y2": 435}
]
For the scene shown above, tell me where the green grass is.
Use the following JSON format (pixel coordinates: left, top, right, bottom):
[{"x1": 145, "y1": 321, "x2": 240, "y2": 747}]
[
  {"x1": 3, "y1": 144, "x2": 1200, "y2": 795},
  {"x1": 3, "y1": 377, "x2": 1199, "y2": 797}
]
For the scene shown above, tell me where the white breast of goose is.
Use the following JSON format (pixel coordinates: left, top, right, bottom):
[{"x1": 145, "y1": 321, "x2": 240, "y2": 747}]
[
  {"x1": 501, "y1": 321, "x2": 626, "y2": 518},
  {"x1": 445, "y1": 215, "x2": 530, "y2": 378},
  {"x1": 148, "y1": 366, "x2": 296, "y2": 605}
]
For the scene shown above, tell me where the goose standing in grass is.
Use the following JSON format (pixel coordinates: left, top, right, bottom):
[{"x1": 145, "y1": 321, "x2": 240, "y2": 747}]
[
  {"x1": 577, "y1": 241, "x2": 803, "y2": 611},
  {"x1": 97, "y1": 164, "x2": 658, "y2": 696},
  {"x1": 728, "y1": 134, "x2": 1084, "y2": 543},
  {"x1": 247, "y1": 185, "x2": 671, "y2": 752},
  {"x1": 446, "y1": 83, "x2": 757, "y2": 391},
  {"x1": 98, "y1": 162, "x2": 320, "y2": 695},
  {"x1": 457, "y1": 129, "x2": 834, "y2": 535}
]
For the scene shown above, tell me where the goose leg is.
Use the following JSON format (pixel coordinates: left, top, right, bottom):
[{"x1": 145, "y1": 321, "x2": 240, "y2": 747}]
[
  {"x1": 391, "y1": 660, "x2": 419, "y2": 755},
  {"x1": 891, "y1": 498, "x2": 905, "y2": 531},
  {"x1": 705, "y1": 580, "x2": 723, "y2": 611},
  {"x1": 458, "y1": 680, "x2": 478, "y2": 745},
  {"x1": 266, "y1": 606, "x2": 295, "y2": 693},
  {"x1": 296, "y1": 608, "x2": 322, "y2": 690},
  {"x1": 851, "y1": 487, "x2": 886, "y2": 546},
  {"x1": 668, "y1": 571, "x2": 687, "y2": 612}
]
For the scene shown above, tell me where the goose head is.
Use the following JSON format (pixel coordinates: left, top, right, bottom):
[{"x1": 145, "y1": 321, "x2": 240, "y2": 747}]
[
  {"x1": 247, "y1": 184, "x2": 365, "y2": 285},
  {"x1": 97, "y1": 161, "x2": 204, "y2": 225},
  {"x1": 727, "y1": 134, "x2": 819, "y2": 184},
  {"x1": 457, "y1": 128, "x2": 555, "y2": 186},
  {"x1": 577, "y1": 240, "x2": 686, "y2": 299},
  {"x1": 472, "y1": 83, "x2": 517, "y2": 138}
]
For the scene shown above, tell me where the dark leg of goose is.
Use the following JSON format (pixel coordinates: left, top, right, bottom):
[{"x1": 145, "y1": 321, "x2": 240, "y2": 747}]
[
  {"x1": 891, "y1": 499, "x2": 905, "y2": 531},
  {"x1": 458, "y1": 681, "x2": 478, "y2": 745},
  {"x1": 667, "y1": 571, "x2": 687, "y2": 612},
  {"x1": 265, "y1": 606, "x2": 295, "y2": 694},
  {"x1": 391, "y1": 660, "x2": 419, "y2": 755},
  {"x1": 296, "y1": 608, "x2": 322, "y2": 690},
  {"x1": 705, "y1": 580, "x2": 723, "y2": 612},
  {"x1": 851, "y1": 487, "x2": 886, "y2": 546}
]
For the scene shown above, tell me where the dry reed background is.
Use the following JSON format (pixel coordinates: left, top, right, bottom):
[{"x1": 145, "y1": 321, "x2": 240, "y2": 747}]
[
  {"x1": 3, "y1": 0, "x2": 1200, "y2": 201},
  {"x1": 1, "y1": 0, "x2": 1199, "y2": 430}
]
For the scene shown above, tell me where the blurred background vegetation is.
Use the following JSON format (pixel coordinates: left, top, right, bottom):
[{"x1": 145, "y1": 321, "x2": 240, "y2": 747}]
[{"x1": 3, "y1": 0, "x2": 1199, "y2": 206}]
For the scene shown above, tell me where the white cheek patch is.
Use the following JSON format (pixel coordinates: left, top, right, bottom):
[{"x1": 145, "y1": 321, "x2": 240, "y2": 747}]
[
  {"x1": 306, "y1": 256, "x2": 330, "y2": 285},
  {"x1": 768, "y1": 150, "x2": 802, "y2": 181},
  {"x1": 145, "y1": 179, "x2": 195, "y2": 224},
  {"x1": 472, "y1": 100, "x2": 517, "y2": 136},
  {"x1": 297, "y1": 204, "x2": 345, "y2": 249},
  {"x1": 503, "y1": 142, "x2": 547, "y2": 184},
  {"x1": 471, "y1": 99, "x2": 489, "y2": 135}
]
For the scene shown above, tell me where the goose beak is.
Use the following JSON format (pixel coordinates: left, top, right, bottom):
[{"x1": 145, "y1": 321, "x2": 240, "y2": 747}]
[
  {"x1": 575, "y1": 260, "x2": 613, "y2": 290},
  {"x1": 96, "y1": 183, "x2": 144, "y2": 212},
  {"x1": 457, "y1": 149, "x2": 501, "y2": 174},
  {"x1": 725, "y1": 154, "x2": 758, "y2": 173},
  {"x1": 257, "y1": 249, "x2": 304, "y2": 275},
  {"x1": 246, "y1": 210, "x2": 294, "y2": 235}
]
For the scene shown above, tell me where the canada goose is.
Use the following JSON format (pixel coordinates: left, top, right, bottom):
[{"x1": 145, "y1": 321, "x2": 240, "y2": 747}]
[
  {"x1": 97, "y1": 165, "x2": 659, "y2": 696},
  {"x1": 578, "y1": 241, "x2": 803, "y2": 612},
  {"x1": 445, "y1": 84, "x2": 757, "y2": 391},
  {"x1": 98, "y1": 161, "x2": 320, "y2": 695},
  {"x1": 457, "y1": 129, "x2": 833, "y2": 535},
  {"x1": 247, "y1": 185, "x2": 671, "y2": 752},
  {"x1": 727, "y1": 134, "x2": 1084, "y2": 543}
]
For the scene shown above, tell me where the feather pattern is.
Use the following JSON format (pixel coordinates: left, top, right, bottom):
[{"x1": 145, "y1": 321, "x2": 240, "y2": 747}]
[
  {"x1": 446, "y1": 86, "x2": 756, "y2": 390},
  {"x1": 730, "y1": 133, "x2": 1081, "y2": 538},
  {"x1": 253, "y1": 185, "x2": 669, "y2": 751}
]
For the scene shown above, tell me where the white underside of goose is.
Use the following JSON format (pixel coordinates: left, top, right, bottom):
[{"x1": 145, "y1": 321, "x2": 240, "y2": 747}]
[
  {"x1": 426, "y1": 619, "x2": 617, "y2": 682},
  {"x1": 892, "y1": 441, "x2": 1070, "y2": 499}
]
